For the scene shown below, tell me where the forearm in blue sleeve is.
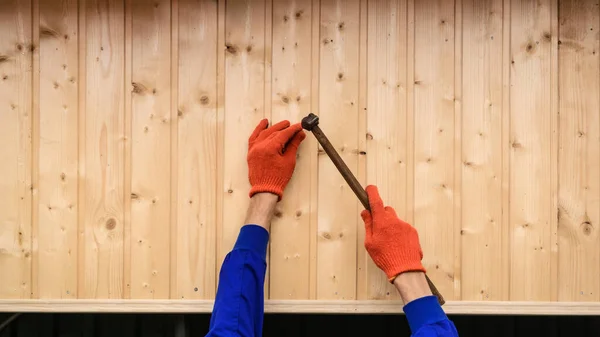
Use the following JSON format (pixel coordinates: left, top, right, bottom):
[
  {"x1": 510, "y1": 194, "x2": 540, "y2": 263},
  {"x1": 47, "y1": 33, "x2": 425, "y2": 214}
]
[
  {"x1": 206, "y1": 225, "x2": 269, "y2": 337},
  {"x1": 404, "y1": 295, "x2": 459, "y2": 337}
]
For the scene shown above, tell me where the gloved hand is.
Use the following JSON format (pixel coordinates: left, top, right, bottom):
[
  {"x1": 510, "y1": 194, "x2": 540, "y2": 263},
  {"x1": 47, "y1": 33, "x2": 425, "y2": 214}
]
[
  {"x1": 247, "y1": 119, "x2": 306, "y2": 201},
  {"x1": 361, "y1": 185, "x2": 426, "y2": 282}
]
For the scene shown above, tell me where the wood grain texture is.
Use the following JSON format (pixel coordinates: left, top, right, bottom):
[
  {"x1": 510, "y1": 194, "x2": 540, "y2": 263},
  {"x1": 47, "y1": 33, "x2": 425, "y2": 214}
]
[
  {"x1": 176, "y1": 0, "x2": 218, "y2": 299},
  {"x1": 0, "y1": 0, "x2": 33, "y2": 299},
  {"x1": 130, "y1": 0, "x2": 171, "y2": 299},
  {"x1": 460, "y1": 0, "x2": 504, "y2": 301},
  {"x1": 82, "y1": 0, "x2": 126, "y2": 299},
  {"x1": 557, "y1": 0, "x2": 600, "y2": 302},
  {"x1": 413, "y1": 0, "x2": 456, "y2": 300},
  {"x1": 1, "y1": 0, "x2": 600, "y2": 308},
  {"x1": 317, "y1": 0, "x2": 360, "y2": 300},
  {"x1": 269, "y1": 0, "x2": 313, "y2": 300},
  {"x1": 38, "y1": 0, "x2": 79, "y2": 299},
  {"x1": 509, "y1": 0, "x2": 555, "y2": 301},
  {"x1": 364, "y1": 0, "x2": 407, "y2": 300}
]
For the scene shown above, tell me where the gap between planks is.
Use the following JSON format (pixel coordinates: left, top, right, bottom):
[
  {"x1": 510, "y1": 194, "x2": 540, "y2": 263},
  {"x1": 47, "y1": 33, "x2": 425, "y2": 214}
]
[{"x1": 1, "y1": 300, "x2": 600, "y2": 315}]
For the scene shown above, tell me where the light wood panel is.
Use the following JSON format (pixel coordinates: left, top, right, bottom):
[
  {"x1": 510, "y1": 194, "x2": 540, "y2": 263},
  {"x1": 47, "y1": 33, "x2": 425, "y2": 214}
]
[
  {"x1": 0, "y1": 0, "x2": 33, "y2": 299},
  {"x1": 130, "y1": 0, "x2": 172, "y2": 300},
  {"x1": 413, "y1": 0, "x2": 457, "y2": 300},
  {"x1": 557, "y1": 0, "x2": 600, "y2": 302},
  {"x1": 269, "y1": 0, "x2": 313, "y2": 300},
  {"x1": 460, "y1": 0, "x2": 505, "y2": 301},
  {"x1": 82, "y1": 0, "x2": 126, "y2": 299},
  {"x1": 176, "y1": 0, "x2": 218, "y2": 300},
  {"x1": 509, "y1": 0, "x2": 557, "y2": 301},
  {"x1": 317, "y1": 0, "x2": 361, "y2": 300},
  {"x1": 1, "y1": 0, "x2": 600, "y2": 310},
  {"x1": 38, "y1": 0, "x2": 79, "y2": 299}
]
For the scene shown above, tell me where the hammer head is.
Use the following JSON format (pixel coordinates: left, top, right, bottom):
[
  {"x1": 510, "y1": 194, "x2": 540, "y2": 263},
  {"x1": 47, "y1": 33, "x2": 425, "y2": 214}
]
[{"x1": 301, "y1": 113, "x2": 320, "y2": 131}]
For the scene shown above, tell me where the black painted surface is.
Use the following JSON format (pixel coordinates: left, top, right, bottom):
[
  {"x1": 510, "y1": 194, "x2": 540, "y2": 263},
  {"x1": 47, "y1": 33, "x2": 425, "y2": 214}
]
[{"x1": 1, "y1": 313, "x2": 599, "y2": 336}]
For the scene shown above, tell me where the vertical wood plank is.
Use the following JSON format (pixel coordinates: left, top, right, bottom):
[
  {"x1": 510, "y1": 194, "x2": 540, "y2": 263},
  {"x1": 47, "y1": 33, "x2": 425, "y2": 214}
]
[
  {"x1": 355, "y1": 0, "x2": 368, "y2": 300},
  {"x1": 77, "y1": 0, "x2": 88, "y2": 299},
  {"x1": 308, "y1": 0, "x2": 320, "y2": 300},
  {"x1": 215, "y1": 0, "x2": 225, "y2": 298},
  {"x1": 83, "y1": 0, "x2": 126, "y2": 299},
  {"x1": 122, "y1": 0, "x2": 132, "y2": 300},
  {"x1": 0, "y1": 0, "x2": 33, "y2": 299},
  {"x1": 558, "y1": 0, "x2": 600, "y2": 302},
  {"x1": 220, "y1": 0, "x2": 266, "y2": 285},
  {"x1": 501, "y1": 0, "x2": 511, "y2": 302},
  {"x1": 177, "y1": 0, "x2": 218, "y2": 299},
  {"x1": 413, "y1": 0, "x2": 456, "y2": 299},
  {"x1": 30, "y1": 0, "x2": 40, "y2": 300},
  {"x1": 130, "y1": 0, "x2": 172, "y2": 299},
  {"x1": 269, "y1": 0, "x2": 313, "y2": 300},
  {"x1": 37, "y1": 0, "x2": 79, "y2": 299},
  {"x1": 453, "y1": 0, "x2": 463, "y2": 301},
  {"x1": 509, "y1": 0, "x2": 554, "y2": 301},
  {"x1": 460, "y1": 0, "x2": 504, "y2": 300},
  {"x1": 364, "y1": 0, "x2": 407, "y2": 300},
  {"x1": 169, "y1": 0, "x2": 179, "y2": 299},
  {"x1": 317, "y1": 0, "x2": 360, "y2": 300}
]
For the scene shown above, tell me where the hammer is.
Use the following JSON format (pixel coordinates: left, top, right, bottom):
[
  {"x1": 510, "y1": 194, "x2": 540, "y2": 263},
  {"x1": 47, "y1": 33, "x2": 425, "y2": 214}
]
[{"x1": 301, "y1": 112, "x2": 445, "y2": 306}]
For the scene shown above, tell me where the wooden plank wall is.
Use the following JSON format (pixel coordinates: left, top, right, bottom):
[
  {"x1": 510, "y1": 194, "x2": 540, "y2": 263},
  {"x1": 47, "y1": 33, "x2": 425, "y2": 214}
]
[{"x1": 0, "y1": 0, "x2": 598, "y2": 304}]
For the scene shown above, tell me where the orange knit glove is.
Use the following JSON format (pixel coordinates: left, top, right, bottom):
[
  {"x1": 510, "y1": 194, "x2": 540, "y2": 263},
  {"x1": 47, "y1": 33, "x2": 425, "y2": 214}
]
[
  {"x1": 247, "y1": 119, "x2": 306, "y2": 201},
  {"x1": 361, "y1": 185, "x2": 426, "y2": 282}
]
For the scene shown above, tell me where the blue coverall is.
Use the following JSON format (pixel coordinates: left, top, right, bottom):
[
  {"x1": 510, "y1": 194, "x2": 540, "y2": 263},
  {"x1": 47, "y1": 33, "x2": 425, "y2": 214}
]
[{"x1": 206, "y1": 225, "x2": 459, "y2": 337}]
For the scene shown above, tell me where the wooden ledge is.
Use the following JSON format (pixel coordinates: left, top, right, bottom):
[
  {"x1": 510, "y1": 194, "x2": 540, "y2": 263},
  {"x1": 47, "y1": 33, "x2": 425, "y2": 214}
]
[{"x1": 1, "y1": 300, "x2": 600, "y2": 315}]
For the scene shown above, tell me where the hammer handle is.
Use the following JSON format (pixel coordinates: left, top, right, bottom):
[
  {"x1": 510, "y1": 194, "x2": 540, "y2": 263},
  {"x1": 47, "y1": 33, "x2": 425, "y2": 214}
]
[
  {"x1": 312, "y1": 126, "x2": 371, "y2": 210},
  {"x1": 311, "y1": 125, "x2": 445, "y2": 306}
]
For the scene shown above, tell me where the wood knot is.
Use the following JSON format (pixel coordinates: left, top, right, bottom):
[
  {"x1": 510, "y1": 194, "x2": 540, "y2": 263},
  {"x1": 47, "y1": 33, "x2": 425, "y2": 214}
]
[
  {"x1": 295, "y1": 210, "x2": 302, "y2": 218},
  {"x1": 132, "y1": 82, "x2": 147, "y2": 94},
  {"x1": 105, "y1": 218, "x2": 117, "y2": 230},
  {"x1": 60, "y1": 173, "x2": 66, "y2": 181},
  {"x1": 295, "y1": 10, "x2": 303, "y2": 18},
  {"x1": 337, "y1": 72, "x2": 344, "y2": 81},
  {"x1": 246, "y1": 45, "x2": 252, "y2": 52},
  {"x1": 281, "y1": 96, "x2": 289, "y2": 104},
  {"x1": 581, "y1": 221, "x2": 593, "y2": 236},
  {"x1": 283, "y1": 15, "x2": 289, "y2": 22},
  {"x1": 338, "y1": 22, "x2": 345, "y2": 30},
  {"x1": 543, "y1": 32, "x2": 551, "y2": 42},
  {"x1": 200, "y1": 96, "x2": 209, "y2": 105},
  {"x1": 225, "y1": 44, "x2": 238, "y2": 55},
  {"x1": 321, "y1": 232, "x2": 331, "y2": 240},
  {"x1": 274, "y1": 210, "x2": 283, "y2": 218},
  {"x1": 40, "y1": 27, "x2": 60, "y2": 39},
  {"x1": 0, "y1": 55, "x2": 9, "y2": 63}
]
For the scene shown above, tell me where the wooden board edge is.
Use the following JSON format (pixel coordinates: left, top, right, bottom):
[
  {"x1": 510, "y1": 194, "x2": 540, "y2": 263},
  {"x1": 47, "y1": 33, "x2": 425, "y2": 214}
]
[{"x1": 1, "y1": 300, "x2": 600, "y2": 315}]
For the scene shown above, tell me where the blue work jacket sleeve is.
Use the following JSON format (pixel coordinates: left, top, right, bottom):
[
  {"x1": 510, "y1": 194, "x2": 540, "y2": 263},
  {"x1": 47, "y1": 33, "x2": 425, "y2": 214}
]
[
  {"x1": 403, "y1": 295, "x2": 459, "y2": 337},
  {"x1": 206, "y1": 224, "x2": 269, "y2": 337}
]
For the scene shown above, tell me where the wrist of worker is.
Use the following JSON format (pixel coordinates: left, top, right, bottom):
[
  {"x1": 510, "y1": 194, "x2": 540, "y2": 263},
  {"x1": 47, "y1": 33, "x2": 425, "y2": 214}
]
[
  {"x1": 244, "y1": 192, "x2": 279, "y2": 232},
  {"x1": 392, "y1": 271, "x2": 433, "y2": 304}
]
